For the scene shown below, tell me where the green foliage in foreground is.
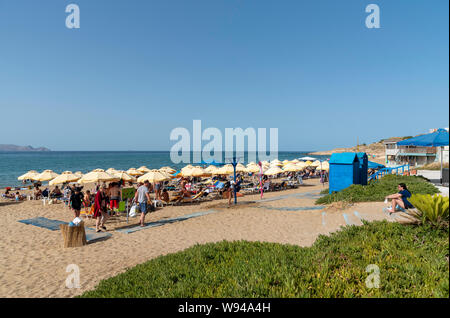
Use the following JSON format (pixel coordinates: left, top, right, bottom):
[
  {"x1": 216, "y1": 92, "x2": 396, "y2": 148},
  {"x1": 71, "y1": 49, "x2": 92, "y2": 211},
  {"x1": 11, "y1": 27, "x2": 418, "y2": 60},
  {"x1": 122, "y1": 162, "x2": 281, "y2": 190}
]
[
  {"x1": 316, "y1": 175, "x2": 438, "y2": 205},
  {"x1": 80, "y1": 221, "x2": 449, "y2": 298},
  {"x1": 409, "y1": 194, "x2": 449, "y2": 228}
]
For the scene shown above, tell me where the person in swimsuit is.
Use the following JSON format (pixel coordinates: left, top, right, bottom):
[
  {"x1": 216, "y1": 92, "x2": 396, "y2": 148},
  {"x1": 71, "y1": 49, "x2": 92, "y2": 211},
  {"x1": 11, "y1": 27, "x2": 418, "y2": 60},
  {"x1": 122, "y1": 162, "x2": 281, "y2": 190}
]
[{"x1": 109, "y1": 182, "x2": 121, "y2": 212}]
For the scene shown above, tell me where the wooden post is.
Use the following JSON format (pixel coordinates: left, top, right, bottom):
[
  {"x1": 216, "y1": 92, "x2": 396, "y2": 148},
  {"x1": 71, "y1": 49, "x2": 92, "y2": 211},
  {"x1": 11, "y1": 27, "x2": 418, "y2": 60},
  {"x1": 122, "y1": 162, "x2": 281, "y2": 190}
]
[{"x1": 60, "y1": 221, "x2": 87, "y2": 248}]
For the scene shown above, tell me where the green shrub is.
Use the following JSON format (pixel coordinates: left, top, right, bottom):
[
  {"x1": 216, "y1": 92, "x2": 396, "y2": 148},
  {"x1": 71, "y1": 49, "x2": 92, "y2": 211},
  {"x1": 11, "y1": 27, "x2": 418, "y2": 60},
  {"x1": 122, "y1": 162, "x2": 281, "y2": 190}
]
[
  {"x1": 316, "y1": 175, "x2": 438, "y2": 205},
  {"x1": 80, "y1": 221, "x2": 449, "y2": 298},
  {"x1": 409, "y1": 194, "x2": 449, "y2": 228}
]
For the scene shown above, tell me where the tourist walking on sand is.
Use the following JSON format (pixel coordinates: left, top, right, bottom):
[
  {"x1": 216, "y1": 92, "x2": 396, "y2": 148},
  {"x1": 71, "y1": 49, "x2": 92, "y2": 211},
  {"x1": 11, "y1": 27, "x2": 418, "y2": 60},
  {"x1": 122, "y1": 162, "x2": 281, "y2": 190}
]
[
  {"x1": 69, "y1": 187, "x2": 83, "y2": 218},
  {"x1": 135, "y1": 180, "x2": 152, "y2": 227},
  {"x1": 93, "y1": 184, "x2": 109, "y2": 232}
]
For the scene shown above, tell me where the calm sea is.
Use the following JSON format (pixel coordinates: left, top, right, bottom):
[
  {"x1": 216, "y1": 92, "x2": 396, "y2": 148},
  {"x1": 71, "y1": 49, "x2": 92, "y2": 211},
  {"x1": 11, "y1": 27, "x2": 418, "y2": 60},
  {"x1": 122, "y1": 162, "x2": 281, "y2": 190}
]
[{"x1": 0, "y1": 151, "x2": 330, "y2": 188}]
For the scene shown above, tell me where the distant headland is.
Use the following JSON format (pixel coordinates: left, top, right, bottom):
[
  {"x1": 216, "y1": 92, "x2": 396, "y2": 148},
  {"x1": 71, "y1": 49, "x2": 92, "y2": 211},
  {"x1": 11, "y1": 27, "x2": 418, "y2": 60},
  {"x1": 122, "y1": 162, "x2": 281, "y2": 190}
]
[{"x1": 0, "y1": 144, "x2": 51, "y2": 152}]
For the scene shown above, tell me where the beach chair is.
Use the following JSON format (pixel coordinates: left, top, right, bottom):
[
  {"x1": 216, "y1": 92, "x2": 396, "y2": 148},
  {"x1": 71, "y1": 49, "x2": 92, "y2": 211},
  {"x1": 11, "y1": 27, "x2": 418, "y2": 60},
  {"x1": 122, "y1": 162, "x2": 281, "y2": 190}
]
[{"x1": 262, "y1": 181, "x2": 271, "y2": 192}]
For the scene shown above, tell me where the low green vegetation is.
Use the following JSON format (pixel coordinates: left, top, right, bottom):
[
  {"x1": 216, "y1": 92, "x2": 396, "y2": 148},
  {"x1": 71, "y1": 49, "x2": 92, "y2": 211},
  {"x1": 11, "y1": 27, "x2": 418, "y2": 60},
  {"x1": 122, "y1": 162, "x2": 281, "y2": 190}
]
[
  {"x1": 316, "y1": 175, "x2": 438, "y2": 205},
  {"x1": 80, "y1": 221, "x2": 449, "y2": 298},
  {"x1": 409, "y1": 194, "x2": 449, "y2": 228}
]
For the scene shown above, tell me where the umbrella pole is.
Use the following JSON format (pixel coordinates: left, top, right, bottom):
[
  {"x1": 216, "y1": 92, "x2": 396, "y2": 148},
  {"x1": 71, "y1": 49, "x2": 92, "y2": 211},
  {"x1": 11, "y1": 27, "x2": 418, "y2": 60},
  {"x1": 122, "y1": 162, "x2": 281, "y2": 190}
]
[{"x1": 440, "y1": 146, "x2": 443, "y2": 185}]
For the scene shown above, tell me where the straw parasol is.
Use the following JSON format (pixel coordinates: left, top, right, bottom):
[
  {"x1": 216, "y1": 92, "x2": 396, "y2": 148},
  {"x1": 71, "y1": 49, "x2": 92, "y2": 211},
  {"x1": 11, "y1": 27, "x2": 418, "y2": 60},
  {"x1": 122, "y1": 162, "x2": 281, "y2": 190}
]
[
  {"x1": 74, "y1": 171, "x2": 83, "y2": 177},
  {"x1": 35, "y1": 170, "x2": 60, "y2": 182},
  {"x1": 264, "y1": 166, "x2": 284, "y2": 176},
  {"x1": 106, "y1": 168, "x2": 118, "y2": 174},
  {"x1": 235, "y1": 163, "x2": 247, "y2": 172},
  {"x1": 160, "y1": 166, "x2": 176, "y2": 174},
  {"x1": 138, "y1": 170, "x2": 171, "y2": 183},
  {"x1": 49, "y1": 173, "x2": 81, "y2": 186},
  {"x1": 113, "y1": 171, "x2": 136, "y2": 182},
  {"x1": 246, "y1": 164, "x2": 261, "y2": 173},
  {"x1": 282, "y1": 164, "x2": 300, "y2": 172},
  {"x1": 181, "y1": 167, "x2": 210, "y2": 177},
  {"x1": 78, "y1": 171, "x2": 119, "y2": 184},
  {"x1": 127, "y1": 168, "x2": 144, "y2": 176},
  {"x1": 214, "y1": 165, "x2": 234, "y2": 175},
  {"x1": 137, "y1": 166, "x2": 151, "y2": 173},
  {"x1": 204, "y1": 165, "x2": 219, "y2": 174},
  {"x1": 18, "y1": 170, "x2": 39, "y2": 181}
]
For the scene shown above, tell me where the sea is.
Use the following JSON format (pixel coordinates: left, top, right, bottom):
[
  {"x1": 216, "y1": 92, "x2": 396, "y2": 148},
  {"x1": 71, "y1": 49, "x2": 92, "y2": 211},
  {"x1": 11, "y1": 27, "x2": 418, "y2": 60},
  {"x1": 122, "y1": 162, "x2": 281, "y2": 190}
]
[{"x1": 0, "y1": 151, "x2": 330, "y2": 189}]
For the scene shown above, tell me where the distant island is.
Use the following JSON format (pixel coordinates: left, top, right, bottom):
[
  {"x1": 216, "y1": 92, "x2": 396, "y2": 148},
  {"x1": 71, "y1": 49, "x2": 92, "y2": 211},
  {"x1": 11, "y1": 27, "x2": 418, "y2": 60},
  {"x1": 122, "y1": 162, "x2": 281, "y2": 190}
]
[{"x1": 0, "y1": 144, "x2": 51, "y2": 152}]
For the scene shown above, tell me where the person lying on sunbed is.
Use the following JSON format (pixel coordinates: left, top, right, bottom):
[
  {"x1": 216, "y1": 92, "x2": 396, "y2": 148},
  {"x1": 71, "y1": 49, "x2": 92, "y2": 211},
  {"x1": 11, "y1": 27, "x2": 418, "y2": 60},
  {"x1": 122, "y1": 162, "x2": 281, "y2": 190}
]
[
  {"x1": 3, "y1": 189, "x2": 15, "y2": 199},
  {"x1": 385, "y1": 183, "x2": 414, "y2": 213}
]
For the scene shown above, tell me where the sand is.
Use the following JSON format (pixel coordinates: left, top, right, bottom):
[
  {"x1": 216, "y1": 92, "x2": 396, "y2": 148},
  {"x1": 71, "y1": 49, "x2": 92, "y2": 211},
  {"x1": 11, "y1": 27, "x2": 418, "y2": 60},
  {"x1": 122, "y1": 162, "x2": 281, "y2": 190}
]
[{"x1": 0, "y1": 179, "x2": 405, "y2": 298}]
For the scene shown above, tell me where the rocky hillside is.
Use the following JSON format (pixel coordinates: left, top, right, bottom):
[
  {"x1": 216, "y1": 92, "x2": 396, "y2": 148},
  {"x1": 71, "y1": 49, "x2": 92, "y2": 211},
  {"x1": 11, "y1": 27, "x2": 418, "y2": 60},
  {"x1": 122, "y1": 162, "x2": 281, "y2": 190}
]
[{"x1": 0, "y1": 144, "x2": 51, "y2": 152}]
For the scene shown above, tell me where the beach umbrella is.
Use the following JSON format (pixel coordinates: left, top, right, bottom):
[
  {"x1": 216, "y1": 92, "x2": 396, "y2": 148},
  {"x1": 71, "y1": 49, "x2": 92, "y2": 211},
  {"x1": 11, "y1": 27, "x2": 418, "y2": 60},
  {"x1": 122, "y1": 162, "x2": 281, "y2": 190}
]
[
  {"x1": 305, "y1": 161, "x2": 313, "y2": 166},
  {"x1": 113, "y1": 171, "x2": 136, "y2": 182},
  {"x1": 398, "y1": 128, "x2": 449, "y2": 182},
  {"x1": 49, "y1": 173, "x2": 81, "y2": 186},
  {"x1": 214, "y1": 165, "x2": 234, "y2": 175},
  {"x1": 127, "y1": 168, "x2": 144, "y2": 176},
  {"x1": 236, "y1": 163, "x2": 247, "y2": 172},
  {"x1": 18, "y1": 170, "x2": 39, "y2": 181},
  {"x1": 283, "y1": 164, "x2": 300, "y2": 172},
  {"x1": 205, "y1": 165, "x2": 219, "y2": 174},
  {"x1": 291, "y1": 159, "x2": 300, "y2": 163},
  {"x1": 106, "y1": 168, "x2": 118, "y2": 174},
  {"x1": 138, "y1": 166, "x2": 151, "y2": 173},
  {"x1": 311, "y1": 160, "x2": 321, "y2": 167},
  {"x1": 35, "y1": 170, "x2": 60, "y2": 182},
  {"x1": 182, "y1": 167, "x2": 210, "y2": 177},
  {"x1": 78, "y1": 171, "x2": 119, "y2": 184},
  {"x1": 138, "y1": 170, "x2": 171, "y2": 183},
  {"x1": 160, "y1": 166, "x2": 176, "y2": 174},
  {"x1": 246, "y1": 165, "x2": 261, "y2": 173},
  {"x1": 74, "y1": 171, "x2": 83, "y2": 177},
  {"x1": 264, "y1": 166, "x2": 284, "y2": 176}
]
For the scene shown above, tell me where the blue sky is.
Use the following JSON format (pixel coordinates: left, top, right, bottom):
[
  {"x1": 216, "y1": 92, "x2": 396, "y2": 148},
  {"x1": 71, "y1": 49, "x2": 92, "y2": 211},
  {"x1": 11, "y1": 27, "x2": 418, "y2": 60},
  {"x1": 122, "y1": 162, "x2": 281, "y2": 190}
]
[{"x1": 0, "y1": 0, "x2": 448, "y2": 151}]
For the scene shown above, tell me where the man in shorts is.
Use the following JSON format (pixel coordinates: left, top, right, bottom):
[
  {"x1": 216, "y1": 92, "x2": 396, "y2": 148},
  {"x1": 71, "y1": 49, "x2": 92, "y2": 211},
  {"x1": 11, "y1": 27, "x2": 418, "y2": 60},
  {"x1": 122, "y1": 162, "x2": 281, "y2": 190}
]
[{"x1": 135, "y1": 180, "x2": 152, "y2": 227}]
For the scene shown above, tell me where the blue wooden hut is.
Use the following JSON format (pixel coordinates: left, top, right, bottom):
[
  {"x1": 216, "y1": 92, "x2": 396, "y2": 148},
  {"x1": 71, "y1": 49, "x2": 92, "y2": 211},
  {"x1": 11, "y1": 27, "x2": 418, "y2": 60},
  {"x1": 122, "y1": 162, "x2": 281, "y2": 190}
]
[
  {"x1": 329, "y1": 153, "x2": 360, "y2": 194},
  {"x1": 356, "y1": 152, "x2": 368, "y2": 186}
]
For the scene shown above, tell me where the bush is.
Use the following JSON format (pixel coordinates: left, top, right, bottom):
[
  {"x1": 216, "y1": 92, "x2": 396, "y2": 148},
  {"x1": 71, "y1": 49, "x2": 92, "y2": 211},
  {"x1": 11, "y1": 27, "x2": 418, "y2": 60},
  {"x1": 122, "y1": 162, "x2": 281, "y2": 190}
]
[
  {"x1": 80, "y1": 221, "x2": 449, "y2": 298},
  {"x1": 409, "y1": 194, "x2": 449, "y2": 228},
  {"x1": 316, "y1": 175, "x2": 438, "y2": 205}
]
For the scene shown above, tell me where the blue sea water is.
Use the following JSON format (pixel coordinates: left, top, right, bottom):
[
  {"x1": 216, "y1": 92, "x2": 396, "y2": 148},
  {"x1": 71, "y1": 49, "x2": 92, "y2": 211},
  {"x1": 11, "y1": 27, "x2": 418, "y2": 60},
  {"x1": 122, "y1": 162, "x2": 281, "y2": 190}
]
[{"x1": 0, "y1": 151, "x2": 330, "y2": 188}]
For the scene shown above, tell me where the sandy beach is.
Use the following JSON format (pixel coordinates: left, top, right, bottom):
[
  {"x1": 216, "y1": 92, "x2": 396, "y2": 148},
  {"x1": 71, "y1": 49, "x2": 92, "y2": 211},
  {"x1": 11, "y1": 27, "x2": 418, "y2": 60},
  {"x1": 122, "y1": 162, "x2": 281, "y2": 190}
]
[{"x1": 0, "y1": 178, "x2": 407, "y2": 298}]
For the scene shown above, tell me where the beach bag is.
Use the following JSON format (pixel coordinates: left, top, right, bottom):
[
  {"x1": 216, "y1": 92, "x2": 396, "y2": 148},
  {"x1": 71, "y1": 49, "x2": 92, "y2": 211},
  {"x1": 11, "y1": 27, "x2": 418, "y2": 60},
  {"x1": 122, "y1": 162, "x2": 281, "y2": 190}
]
[{"x1": 129, "y1": 205, "x2": 137, "y2": 217}]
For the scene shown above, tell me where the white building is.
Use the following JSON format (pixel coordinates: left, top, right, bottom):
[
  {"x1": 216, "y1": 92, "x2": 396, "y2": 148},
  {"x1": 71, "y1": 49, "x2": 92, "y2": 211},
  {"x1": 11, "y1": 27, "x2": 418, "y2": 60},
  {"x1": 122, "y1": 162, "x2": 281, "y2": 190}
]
[{"x1": 384, "y1": 128, "x2": 449, "y2": 167}]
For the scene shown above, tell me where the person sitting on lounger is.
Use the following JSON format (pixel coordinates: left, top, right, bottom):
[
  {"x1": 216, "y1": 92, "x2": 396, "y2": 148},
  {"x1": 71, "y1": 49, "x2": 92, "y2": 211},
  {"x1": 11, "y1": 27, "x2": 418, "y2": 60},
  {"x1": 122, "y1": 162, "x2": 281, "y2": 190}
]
[
  {"x1": 161, "y1": 189, "x2": 170, "y2": 203},
  {"x1": 50, "y1": 186, "x2": 63, "y2": 198},
  {"x1": 385, "y1": 183, "x2": 414, "y2": 213},
  {"x1": 34, "y1": 187, "x2": 42, "y2": 200},
  {"x1": 15, "y1": 192, "x2": 25, "y2": 201}
]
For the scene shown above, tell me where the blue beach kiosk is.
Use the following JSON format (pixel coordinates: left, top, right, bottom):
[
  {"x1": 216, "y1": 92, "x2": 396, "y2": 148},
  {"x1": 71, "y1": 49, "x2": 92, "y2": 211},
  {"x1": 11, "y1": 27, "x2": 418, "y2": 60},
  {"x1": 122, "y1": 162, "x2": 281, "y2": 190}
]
[
  {"x1": 356, "y1": 152, "x2": 368, "y2": 186},
  {"x1": 329, "y1": 153, "x2": 360, "y2": 194}
]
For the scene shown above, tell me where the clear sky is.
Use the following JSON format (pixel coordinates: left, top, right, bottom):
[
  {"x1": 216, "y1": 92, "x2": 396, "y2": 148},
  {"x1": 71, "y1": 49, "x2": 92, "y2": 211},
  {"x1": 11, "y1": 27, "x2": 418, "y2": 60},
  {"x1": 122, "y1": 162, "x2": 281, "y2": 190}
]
[{"x1": 0, "y1": 0, "x2": 448, "y2": 151}]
